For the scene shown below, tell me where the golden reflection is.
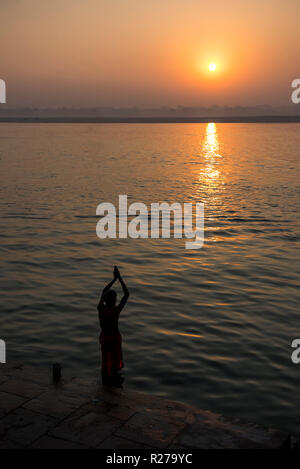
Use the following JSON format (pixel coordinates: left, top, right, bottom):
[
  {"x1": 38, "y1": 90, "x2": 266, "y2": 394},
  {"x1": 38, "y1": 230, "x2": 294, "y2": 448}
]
[
  {"x1": 202, "y1": 122, "x2": 220, "y2": 159},
  {"x1": 158, "y1": 328, "x2": 203, "y2": 339},
  {"x1": 198, "y1": 122, "x2": 223, "y2": 188}
]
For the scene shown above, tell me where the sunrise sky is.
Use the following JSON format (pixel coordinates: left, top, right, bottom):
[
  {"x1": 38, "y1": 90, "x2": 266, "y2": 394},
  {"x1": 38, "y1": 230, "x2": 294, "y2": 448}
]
[{"x1": 1, "y1": 0, "x2": 299, "y2": 107}]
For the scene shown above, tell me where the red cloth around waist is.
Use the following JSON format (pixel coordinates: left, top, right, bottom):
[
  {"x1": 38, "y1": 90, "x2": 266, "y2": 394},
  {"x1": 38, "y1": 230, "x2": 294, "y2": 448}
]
[{"x1": 99, "y1": 332, "x2": 123, "y2": 376}]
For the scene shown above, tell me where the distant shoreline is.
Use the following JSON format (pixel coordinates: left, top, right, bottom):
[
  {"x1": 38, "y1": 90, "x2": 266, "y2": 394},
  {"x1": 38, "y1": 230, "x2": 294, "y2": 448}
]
[{"x1": 0, "y1": 115, "x2": 300, "y2": 123}]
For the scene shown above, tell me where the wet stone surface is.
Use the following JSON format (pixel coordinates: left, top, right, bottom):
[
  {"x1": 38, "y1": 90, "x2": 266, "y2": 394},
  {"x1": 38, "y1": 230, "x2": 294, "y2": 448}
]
[{"x1": 0, "y1": 364, "x2": 294, "y2": 449}]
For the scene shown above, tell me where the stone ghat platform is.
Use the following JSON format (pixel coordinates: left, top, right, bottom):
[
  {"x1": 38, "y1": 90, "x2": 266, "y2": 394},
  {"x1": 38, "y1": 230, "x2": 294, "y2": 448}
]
[{"x1": 0, "y1": 364, "x2": 294, "y2": 449}]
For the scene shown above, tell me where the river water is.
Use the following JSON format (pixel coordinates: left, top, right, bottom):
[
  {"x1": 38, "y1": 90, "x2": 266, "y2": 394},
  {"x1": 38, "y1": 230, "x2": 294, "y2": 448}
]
[{"x1": 0, "y1": 122, "x2": 299, "y2": 435}]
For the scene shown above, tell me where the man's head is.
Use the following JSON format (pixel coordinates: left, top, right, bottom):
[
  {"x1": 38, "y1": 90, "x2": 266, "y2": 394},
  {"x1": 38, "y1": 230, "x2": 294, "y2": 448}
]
[{"x1": 103, "y1": 289, "x2": 117, "y2": 307}]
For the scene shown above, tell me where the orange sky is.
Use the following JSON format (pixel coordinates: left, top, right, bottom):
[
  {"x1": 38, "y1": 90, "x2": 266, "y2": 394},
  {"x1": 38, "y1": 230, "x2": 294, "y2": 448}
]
[{"x1": 1, "y1": 0, "x2": 299, "y2": 107}]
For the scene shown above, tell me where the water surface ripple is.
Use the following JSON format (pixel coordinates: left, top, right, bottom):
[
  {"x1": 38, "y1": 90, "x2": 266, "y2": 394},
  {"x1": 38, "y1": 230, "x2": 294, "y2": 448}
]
[{"x1": 0, "y1": 123, "x2": 299, "y2": 435}]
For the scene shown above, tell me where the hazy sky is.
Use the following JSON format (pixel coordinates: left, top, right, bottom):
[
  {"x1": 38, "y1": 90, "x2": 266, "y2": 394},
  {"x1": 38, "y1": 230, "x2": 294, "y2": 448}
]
[{"x1": 1, "y1": 0, "x2": 299, "y2": 107}]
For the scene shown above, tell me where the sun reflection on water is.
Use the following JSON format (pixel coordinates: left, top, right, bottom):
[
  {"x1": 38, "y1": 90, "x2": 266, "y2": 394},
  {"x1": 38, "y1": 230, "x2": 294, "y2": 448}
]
[
  {"x1": 200, "y1": 122, "x2": 223, "y2": 184},
  {"x1": 197, "y1": 122, "x2": 224, "y2": 202},
  {"x1": 193, "y1": 122, "x2": 226, "y2": 223},
  {"x1": 203, "y1": 122, "x2": 220, "y2": 159}
]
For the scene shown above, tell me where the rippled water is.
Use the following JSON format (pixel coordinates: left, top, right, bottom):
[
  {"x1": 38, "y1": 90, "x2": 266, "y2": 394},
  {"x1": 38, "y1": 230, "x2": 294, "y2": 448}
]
[{"x1": 0, "y1": 123, "x2": 299, "y2": 435}]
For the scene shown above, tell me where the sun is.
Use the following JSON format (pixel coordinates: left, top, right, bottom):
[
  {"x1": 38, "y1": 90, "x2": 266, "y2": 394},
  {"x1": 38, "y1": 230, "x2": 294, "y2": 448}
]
[{"x1": 209, "y1": 63, "x2": 216, "y2": 71}]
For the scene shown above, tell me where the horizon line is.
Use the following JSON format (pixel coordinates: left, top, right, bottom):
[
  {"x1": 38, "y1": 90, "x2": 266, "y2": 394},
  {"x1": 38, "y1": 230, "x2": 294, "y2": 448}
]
[{"x1": 1, "y1": 116, "x2": 300, "y2": 123}]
